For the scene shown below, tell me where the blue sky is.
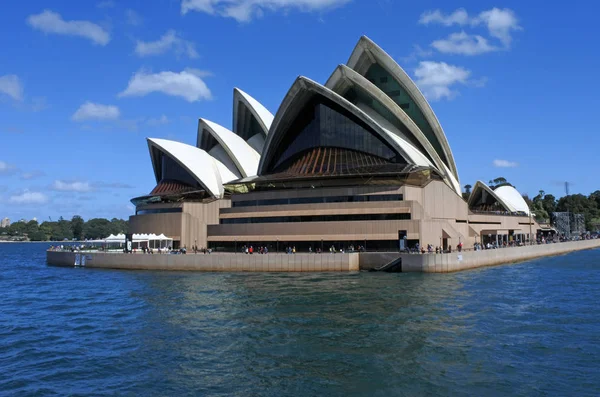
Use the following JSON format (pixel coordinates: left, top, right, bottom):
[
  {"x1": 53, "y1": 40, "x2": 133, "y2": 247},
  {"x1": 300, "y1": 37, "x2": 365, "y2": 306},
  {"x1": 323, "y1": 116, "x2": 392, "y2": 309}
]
[{"x1": 1, "y1": 0, "x2": 599, "y2": 222}]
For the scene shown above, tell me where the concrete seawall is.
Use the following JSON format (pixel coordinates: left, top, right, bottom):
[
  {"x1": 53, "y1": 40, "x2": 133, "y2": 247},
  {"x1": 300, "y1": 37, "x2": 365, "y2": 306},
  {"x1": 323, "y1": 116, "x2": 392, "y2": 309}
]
[
  {"x1": 47, "y1": 239, "x2": 600, "y2": 273},
  {"x1": 46, "y1": 251, "x2": 360, "y2": 272},
  {"x1": 360, "y1": 239, "x2": 600, "y2": 273}
]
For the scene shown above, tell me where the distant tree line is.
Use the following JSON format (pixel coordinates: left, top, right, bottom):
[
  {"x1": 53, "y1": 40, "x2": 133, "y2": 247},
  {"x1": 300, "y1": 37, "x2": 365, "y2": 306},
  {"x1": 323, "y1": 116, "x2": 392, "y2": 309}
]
[
  {"x1": 463, "y1": 176, "x2": 600, "y2": 231},
  {"x1": 0, "y1": 216, "x2": 129, "y2": 241}
]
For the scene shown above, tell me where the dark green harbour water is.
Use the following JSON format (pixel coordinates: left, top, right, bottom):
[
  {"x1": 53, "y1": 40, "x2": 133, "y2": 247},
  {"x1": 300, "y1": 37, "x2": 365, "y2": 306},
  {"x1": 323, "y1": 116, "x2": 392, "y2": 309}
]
[{"x1": 1, "y1": 243, "x2": 599, "y2": 396}]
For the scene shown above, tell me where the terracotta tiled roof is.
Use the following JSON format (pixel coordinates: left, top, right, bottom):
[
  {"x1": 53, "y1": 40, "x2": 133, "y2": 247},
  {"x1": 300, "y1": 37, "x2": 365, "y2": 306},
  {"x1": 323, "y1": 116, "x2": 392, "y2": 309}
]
[{"x1": 150, "y1": 180, "x2": 198, "y2": 196}]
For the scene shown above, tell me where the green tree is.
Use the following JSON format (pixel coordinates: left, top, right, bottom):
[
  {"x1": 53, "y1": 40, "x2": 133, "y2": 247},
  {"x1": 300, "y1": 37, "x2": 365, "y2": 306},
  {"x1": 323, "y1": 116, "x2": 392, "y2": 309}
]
[
  {"x1": 84, "y1": 218, "x2": 112, "y2": 239},
  {"x1": 71, "y1": 215, "x2": 85, "y2": 240},
  {"x1": 462, "y1": 184, "x2": 472, "y2": 201},
  {"x1": 557, "y1": 194, "x2": 599, "y2": 231}
]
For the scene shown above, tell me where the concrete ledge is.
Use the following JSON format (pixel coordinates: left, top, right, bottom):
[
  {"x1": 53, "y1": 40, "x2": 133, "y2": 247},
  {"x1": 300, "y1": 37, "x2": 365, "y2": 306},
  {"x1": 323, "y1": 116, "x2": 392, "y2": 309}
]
[
  {"x1": 359, "y1": 239, "x2": 600, "y2": 272},
  {"x1": 46, "y1": 251, "x2": 359, "y2": 272}
]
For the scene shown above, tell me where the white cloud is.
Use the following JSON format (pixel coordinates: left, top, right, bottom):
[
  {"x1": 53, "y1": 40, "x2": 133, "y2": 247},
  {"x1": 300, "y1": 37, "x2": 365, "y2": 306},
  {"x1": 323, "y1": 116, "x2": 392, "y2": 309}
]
[
  {"x1": 51, "y1": 180, "x2": 92, "y2": 192},
  {"x1": 414, "y1": 61, "x2": 471, "y2": 101},
  {"x1": 27, "y1": 10, "x2": 110, "y2": 46},
  {"x1": 181, "y1": 0, "x2": 350, "y2": 22},
  {"x1": 0, "y1": 161, "x2": 17, "y2": 175},
  {"x1": 9, "y1": 191, "x2": 48, "y2": 205},
  {"x1": 475, "y1": 8, "x2": 521, "y2": 46},
  {"x1": 0, "y1": 75, "x2": 24, "y2": 101},
  {"x1": 119, "y1": 70, "x2": 212, "y2": 102},
  {"x1": 493, "y1": 159, "x2": 518, "y2": 168},
  {"x1": 135, "y1": 30, "x2": 198, "y2": 58},
  {"x1": 419, "y1": 8, "x2": 469, "y2": 26},
  {"x1": 125, "y1": 9, "x2": 143, "y2": 26},
  {"x1": 431, "y1": 31, "x2": 499, "y2": 55},
  {"x1": 72, "y1": 102, "x2": 120, "y2": 121},
  {"x1": 146, "y1": 115, "x2": 169, "y2": 126},
  {"x1": 420, "y1": 7, "x2": 521, "y2": 49}
]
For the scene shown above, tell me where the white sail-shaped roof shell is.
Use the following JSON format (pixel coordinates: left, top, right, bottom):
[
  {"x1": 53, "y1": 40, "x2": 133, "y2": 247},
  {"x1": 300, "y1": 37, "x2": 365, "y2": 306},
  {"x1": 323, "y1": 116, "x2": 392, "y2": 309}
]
[
  {"x1": 325, "y1": 64, "x2": 461, "y2": 195},
  {"x1": 346, "y1": 35, "x2": 460, "y2": 182},
  {"x1": 258, "y1": 76, "x2": 434, "y2": 175},
  {"x1": 469, "y1": 181, "x2": 530, "y2": 215},
  {"x1": 494, "y1": 185, "x2": 531, "y2": 215},
  {"x1": 197, "y1": 118, "x2": 260, "y2": 178},
  {"x1": 148, "y1": 138, "x2": 236, "y2": 198},
  {"x1": 232, "y1": 88, "x2": 274, "y2": 153}
]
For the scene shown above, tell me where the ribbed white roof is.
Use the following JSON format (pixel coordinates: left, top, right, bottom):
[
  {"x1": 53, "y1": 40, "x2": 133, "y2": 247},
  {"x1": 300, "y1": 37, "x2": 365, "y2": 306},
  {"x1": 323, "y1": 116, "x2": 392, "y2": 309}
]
[
  {"x1": 148, "y1": 138, "x2": 236, "y2": 198},
  {"x1": 494, "y1": 185, "x2": 531, "y2": 215},
  {"x1": 381, "y1": 126, "x2": 433, "y2": 169},
  {"x1": 259, "y1": 76, "x2": 439, "y2": 175},
  {"x1": 325, "y1": 64, "x2": 462, "y2": 196},
  {"x1": 346, "y1": 36, "x2": 460, "y2": 182},
  {"x1": 198, "y1": 118, "x2": 260, "y2": 177},
  {"x1": 234, "y1": 88, "x2": 274, "y2": 133}
]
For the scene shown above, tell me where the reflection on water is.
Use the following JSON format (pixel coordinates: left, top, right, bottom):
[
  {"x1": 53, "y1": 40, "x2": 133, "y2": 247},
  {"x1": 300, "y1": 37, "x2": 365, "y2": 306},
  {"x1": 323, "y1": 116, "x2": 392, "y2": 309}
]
[{"x1": 1, "y1": 243, "x2": 599, "y2": 396}]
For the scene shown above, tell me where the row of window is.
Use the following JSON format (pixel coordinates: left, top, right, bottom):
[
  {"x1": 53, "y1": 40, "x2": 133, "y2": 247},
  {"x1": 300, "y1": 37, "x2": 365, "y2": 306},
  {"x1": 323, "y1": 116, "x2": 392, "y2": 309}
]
[
  {"x1": 221, "y1": 213, "x2": 411, "y2": 224},
  {"x1": 136, "y1": 208, "x2": 183, "y2": 215},
  {"x1": 232, "y1": 194, "x2": 403, "y2": 208}
]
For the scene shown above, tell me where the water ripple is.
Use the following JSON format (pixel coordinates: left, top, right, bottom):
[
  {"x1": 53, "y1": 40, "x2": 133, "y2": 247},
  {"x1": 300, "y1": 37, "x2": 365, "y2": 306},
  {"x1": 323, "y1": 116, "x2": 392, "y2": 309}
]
[{"x1": 1, "y1": 243, "x2": 600, "y2": 396}]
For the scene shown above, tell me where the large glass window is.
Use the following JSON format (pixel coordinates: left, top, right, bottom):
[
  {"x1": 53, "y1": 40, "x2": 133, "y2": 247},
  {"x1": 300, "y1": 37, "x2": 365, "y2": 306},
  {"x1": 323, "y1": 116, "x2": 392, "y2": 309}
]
[
  {"x1": 267, "y1": 97, "x2": 404, "y2": 173},
  {"x1": 343, "y1": 88, "x2": 434, "y2": 164},
  {"x1": 136, "y1": 207, "x2": 183, "y2": 215},
  {"x1": 236, "y1": 103, "x2": 266, "y2": 141},
  {"x1": 221, "y1": 213, "x2": 410, "y2": 224},
  {"x1": 156, "y1": 149, "x2": 203, "y2": 189},
  {"x1": 232, "y1": 194, "x2": 403, "y2": 207},
  {"x1": 365, "y1": 63, "x2": 448, "y2": 167}
]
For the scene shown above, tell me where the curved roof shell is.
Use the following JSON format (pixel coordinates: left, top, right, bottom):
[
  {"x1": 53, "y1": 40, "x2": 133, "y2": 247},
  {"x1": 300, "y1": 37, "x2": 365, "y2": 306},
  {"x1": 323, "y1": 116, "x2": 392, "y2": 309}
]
[
  {"x1": 147, "y1": 138, "x2": 236, "y2": 198},
  {"x1": 232, "y1": 88, "x2": 274, "y2": 152},
  {"x1": 325, "y1": 64, "x2": 461, "y2": 195},
  {"x1": 197, "y1": 118, "x2": 260, "y2": 178},
  {"x1": 258, "y1": 76, "x2": 435, "y2": 175},
  {"x1": 468, "y1": 181, "x2": 530, "y2": 215},
  {"x1": 346, "y1": 36, "x2": 460, "y2": 182},
  {"x1": 494, "y1": 185, "x2": 531, "y2": 215}
]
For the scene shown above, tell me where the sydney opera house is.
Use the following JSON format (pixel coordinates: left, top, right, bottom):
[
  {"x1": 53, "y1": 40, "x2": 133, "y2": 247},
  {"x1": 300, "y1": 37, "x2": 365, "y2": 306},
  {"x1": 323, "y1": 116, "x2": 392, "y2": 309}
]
[{"x1": 130, "y1": 36, "x2": 539, "y2": 251}]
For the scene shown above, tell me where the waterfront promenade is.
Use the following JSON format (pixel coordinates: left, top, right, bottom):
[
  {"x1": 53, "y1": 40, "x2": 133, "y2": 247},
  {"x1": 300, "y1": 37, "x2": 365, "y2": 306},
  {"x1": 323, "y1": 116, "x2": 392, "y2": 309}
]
[{"x1": 47, "y1": 239, "x2": 600, "y2": 272}]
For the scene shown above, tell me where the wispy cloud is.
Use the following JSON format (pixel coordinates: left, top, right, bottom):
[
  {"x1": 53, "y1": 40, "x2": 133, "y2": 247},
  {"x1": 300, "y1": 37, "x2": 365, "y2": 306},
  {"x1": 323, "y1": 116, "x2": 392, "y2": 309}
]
[
  {"x1": 181, "y1": 0, "x2": 351, "y2": 22},
  {"x1": 119, "y1": 69, "x2": 212, "y2": 102},
  {"x1": 27, "y1": 10, "x2": 110, "y2": 46},
  {"x1": 72, "y1": 102, "x2": 120, "y2": 121},
  {"x1": 431, "y1": 31, "x2": 499, "y2": 56},
  {"x1": 493, "y1": 159, "x2": 518, "y2": 168},
  {"x1": 125, "y1": 9, "x2": 143, "y2": 26},
  {"x1": 51, "y1": 180, "x2": 92, "y2": 192},
  {"x1": 0, "y1": 161, "x2": 18, "y2": 176},
  {"x1": 0, "y1": 74, "x2": 24, "y2": 101},
  {"x1": 414, "y1": 61, "x2": 471, "y2": 101},
  {"x1": 135, "y1": 30, "x2": 198, "y2": 58},
  {"x1": 97, "y1": 1, "x2": 115, "y2": 9},
  {"x1": 419, "y1": 7, "x2": 521, "y2": 52},
  {"x1": 9, "y1": 191, "x2": 48, "y2": 205},
  {"x1": 21, "y1": 170, "x2": 46, "y2": 180}
]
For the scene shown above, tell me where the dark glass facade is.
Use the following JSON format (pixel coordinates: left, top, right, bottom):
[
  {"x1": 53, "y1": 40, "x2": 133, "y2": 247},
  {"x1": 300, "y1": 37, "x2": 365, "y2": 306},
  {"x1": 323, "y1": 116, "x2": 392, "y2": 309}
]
[
  {"x1": 232, "y1": 194, "x2": 403, "y2": 207},
  {"x1": 155, "y1": 148, "x2": 203, "y2": 189},
  {"x1": 136, "y1": 207, "x2": 183, "y2": 215},
  {"x1": 365, "y1": 63, "x2": 448, "y2": 168},
  {"x1": 221, "y1": 213, "x2": 411, "y2": 224},
  {"x1": 208, "y1": 239, "x2": 419, "y2": 253},
  {"x1": 267, "y1": 96, "x2": 405, "y2": 173},
  {"x1": 342, "y1": 88, "x2": 434, "y2": 165},
  {"x1": 235, "y1": 104, "x2": 264, "y2": 141}
]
